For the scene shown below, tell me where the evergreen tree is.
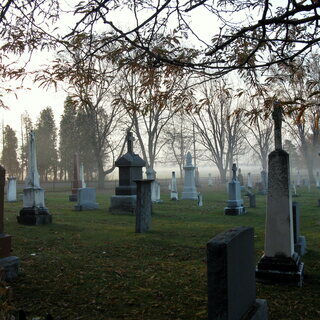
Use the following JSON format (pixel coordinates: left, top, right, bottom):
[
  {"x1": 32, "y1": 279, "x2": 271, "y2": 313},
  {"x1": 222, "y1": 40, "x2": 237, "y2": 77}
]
[
  {"x1": 35, "y1": 107, "x2": 58, "y2": 181},
  {"x1": 1, "y1": 125, "x2": 20, "y2": 177}
]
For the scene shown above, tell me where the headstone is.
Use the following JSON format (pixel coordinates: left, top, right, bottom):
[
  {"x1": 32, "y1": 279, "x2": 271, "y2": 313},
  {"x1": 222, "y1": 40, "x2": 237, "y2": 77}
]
[
  {"x1": 260, "y1": 170, "x2": 267, "y2": 195},
  {"x1": 207, "y1": 227, "x2": 268, "y2": 320},
  {"x1": 292, "y1": 202, "x2": 307, "y2": 256},
  {"x1": 74, "y1": 188, "x2": 99, "y2": 211},
  {"x1": 197, "y1": 192, "x2": 203, "y2": 206},
  {"x1": 7, "y1": 177, "x2": 17, "y2": 202},
  {"x1": 316, "y1": 171, "x2": 320, "y2": 188},
  {"x1": 170, "y1": 171, "x2": 178, "y2": 200},
  {"x1": 181, "y1": 152, "x2": 198, "y2": 200},
  {"x1": 69, "y1": 153, "x2": 82, "y2": 202},
  {"x1": 17, "y1": 131, "x2": 52, "y2": 225},
  {"x1": 224, "y1": 164, "x2": 245, "y2": 215},
  {"x1": 0, "y1": 166, "x2": 19, "y2": 280},
  {"x1": 80, "y1": 163, "x2": 86, "y2": 188},
  {"x1": 296, "y1": 171, "x2": 301, "y2": 187},
  {"x1": 208, "y1": 173, "x2": 213, "y2": 186},
  {"x1": 109, "y1": 131, "x2": 146, "y2": 214},
  {"x1": 237, "y1": 168, "x2": 244, "y2": 186},
  {"x1": 135, "y1": 179, "x2": 153, "y2": 233},
  {"x1": 146, "y1": 168, "x2": 162, "y2": 203},
  {"x1": 256, "y1": 103, "x2": 304, "y2": 286},
  {"x1": 246, "y1": 191, "x2": 256, "y2": 208},
  {"x1": 247, "y1": 172, "x2": 253, "y2": 189}
]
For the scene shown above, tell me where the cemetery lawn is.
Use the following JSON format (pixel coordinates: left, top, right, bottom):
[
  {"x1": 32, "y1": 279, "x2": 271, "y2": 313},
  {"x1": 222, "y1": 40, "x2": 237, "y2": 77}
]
[{"x1": 3, "y1": 188, "x2": 320, "y2": 320}]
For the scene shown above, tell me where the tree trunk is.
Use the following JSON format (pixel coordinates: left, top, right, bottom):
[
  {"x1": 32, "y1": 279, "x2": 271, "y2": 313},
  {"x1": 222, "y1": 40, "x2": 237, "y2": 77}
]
[{"x1": 97, "y1": 164, "x2": 107, "y2": 189}]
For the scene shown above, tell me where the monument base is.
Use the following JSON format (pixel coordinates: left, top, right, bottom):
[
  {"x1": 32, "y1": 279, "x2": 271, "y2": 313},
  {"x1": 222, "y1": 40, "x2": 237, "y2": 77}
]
[
  {"x1": 109, "y1": 195, "x2": 136, "y2": 215},
  {"x1": 242, "y1": 299, "x2": 268, "y2": 320},
  {"x1": 17, "y1": 207, "x2": 52, "y2": 225},
  {"x1": 181, "y1": 191, "x2": 198, "y2": 200},
  {"x1": 295, "y1": 236, "x2": 307, "y2": 256},
  {"x1": 256, "y1": 254, "x2": 304, "y2": 287},
  {"x1": 0, "y1": 256, "x2": 19, "y2": 281},
  {"x1": 69, "y1": 194, "x2": 77, "y2": 202},
  {"x1": 224, "y1": 206, "x2": 246, "y2": 215}
]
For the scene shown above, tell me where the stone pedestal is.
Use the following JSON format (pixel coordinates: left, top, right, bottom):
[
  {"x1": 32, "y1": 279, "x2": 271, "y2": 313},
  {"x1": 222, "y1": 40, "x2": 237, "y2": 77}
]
[
  {"x1": 75, "y1": 188, "x2": 99, "y2": 211},
  {"x1": 181, "y1": 152, "x2": 198, "y2": 200},
  {"x1": 207, "y1": 227, "x2": 268, "y2": 320},
  {"x1": 225, "y1": 164, "x2": 245, "y2": 215},
  {"x1": 18, "y1": 131, "x2": 51, "y2": 226},
  {"x1": 135, "y1": 180, "x2": 153, "y2": 233},
  {"x1": 109, "y1": 131, "x2": 146, "y2": 214},
  {"x1": 256, "y1": 149, "x2": 304, "y2": 286},
  {"x1": 7, "y1": 178, "x2": 17, "y2": 202}
]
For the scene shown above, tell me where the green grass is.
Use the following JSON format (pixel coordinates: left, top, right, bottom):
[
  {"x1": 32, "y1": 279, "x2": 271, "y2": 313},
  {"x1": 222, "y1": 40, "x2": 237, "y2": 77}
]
[{"x1": 2, "y1": 187, "x2": 320, "y2": 319}]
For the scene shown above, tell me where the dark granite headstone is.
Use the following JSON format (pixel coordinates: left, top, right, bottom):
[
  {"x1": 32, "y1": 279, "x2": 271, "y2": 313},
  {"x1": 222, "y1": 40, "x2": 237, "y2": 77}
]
[
  {"x1": 109, "y1": 131, "x2": 146, "y2": 214},
  {"x1": 135, "y1": 179, "x2": 153, "y2": 233},
  {"x1": 207, "y1": 227, "x2": 267, "y2": 320}
]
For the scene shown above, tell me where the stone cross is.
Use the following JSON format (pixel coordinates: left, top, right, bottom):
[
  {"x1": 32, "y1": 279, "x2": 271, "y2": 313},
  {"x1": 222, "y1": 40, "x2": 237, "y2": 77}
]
[
  {"x1": 127, "y1": 131, "x2": 135, "y2": 154},
  {"x1": 232, "y1": 163, "x2": 237, "y2": 181},
  {"x1": 272, "y1": 102, "x2": 283, "y2": 150}
]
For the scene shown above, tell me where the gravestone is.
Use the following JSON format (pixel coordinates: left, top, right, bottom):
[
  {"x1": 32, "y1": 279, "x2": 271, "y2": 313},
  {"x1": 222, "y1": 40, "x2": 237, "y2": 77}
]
[
  {"x1": 170, "y1": 171, "x2": 178, "y2": 200},
  {"x1": 109, "y1": 131, "x2": 146, "y2": 214},
  {"x1": 146, "y1": 168, "x2": 162, "y2": 203},
  {"x1": 181, "y1": 152, "x2": 198, "y2": 200},
  {"x1": 237, "y1": 168, "x2": 244, "y2": 186},
  {"x1": 197, "y1": 192, "x2": 203, "y2": 206},
  {"x1": 17, "y1": 131, "x2": 52, "y2": 225},
  {"x1": 0, "y1": 166, "x2": 19, "y2": 280},
  {"x1": 296, "y1": 171, "x2": 301, "y2": 187},
  {"x1": 80, "y1": 163, "x2": 86, "y2": 188},
  {"x1": 246, "y1": 191, "x2": 256, "y2": 208},
  {"x1": 135, "y1": 179, "x2": 153, "y2": 233},
  {"x1": 260, "y1": 170, "x2": 267, "y2": 195},
  {"x1": 316, "y1": 171, "x2": 320, "y2": 188},
  {"x1": 247, "y1": 172, "x2": 253, "y2": 189},
  {"x1": 7, "y1": 177, "x2": 17, "y2": 202},
  {"x1": 292, "y1": 202, "x2": 307, "y2": 256},
  {"x1": 74, "y1": 188, "x2": 99, "y2": 211},
  {"x1": 69, "y1": 153, "x2": 82, "y2": 202},
  {"x1": 208, "y1": 173, "x2": 213, "y2": 186},
  {"x1": 207, "y1": 227, "x2": 268, "y2": 320},
  {"x1": 224, "y1": 164, "x2": 245, "y2": 215},
  {"x1": 256, "y1": 103, "x2": 304, "y2": 286}
]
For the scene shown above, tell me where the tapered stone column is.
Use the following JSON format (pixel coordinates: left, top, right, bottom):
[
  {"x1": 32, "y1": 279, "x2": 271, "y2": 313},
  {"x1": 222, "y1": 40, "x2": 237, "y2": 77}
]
[
  {"x1": 170, "y1": 171, "x2": 178, "y2": 200},
  {"x1": 256, "y1": 103, "x2": 304, "y2": 286},
  {"x1": 0, "y1": 166, "x2": 19, "y2": 280},
  {"x1": 69, "y1": 153, "x2": 82, "y2": 202}
]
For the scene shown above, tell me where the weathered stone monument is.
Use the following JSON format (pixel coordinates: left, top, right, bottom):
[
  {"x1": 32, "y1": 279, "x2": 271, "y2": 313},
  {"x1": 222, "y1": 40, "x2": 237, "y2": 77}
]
[
  {"x1": 208, "y1": 173, "x2": 213, "y2": 186},
  {"x1": 181, "y1": 152, "x2": 198, "y2": 200},
  {"x1": 292, "y1": 202, "x2": 307, "y2": 256},
  {"x1": 17, "y1": 131, "x2": 52, "y2": 225},
  {"x1": 247, "y1": 172, "x2": 253, "y2": 189},
  {"x1": 109, "y1": 131, "x2": 146, "y2": 214},
  {"x1": 256, "y1": 104, "x2": 304, "y2": 286},
  {"x1": 80, "y1": 163, "x2": 86, "y2": 188},
  {"x1": 69, "y1": 153, "x2": 82, "y2": 202},
  {"x1": 170, "y1": 171, "x2": 178, "y2": 200},
  {"x1": 207, "y1": 227, "x2": 268, "y2": 320},
  {"x1": 224, "y1": 164, "x2": 245, "y2": 215},
  {"x1": 135, "y1": 179, "x2": 153, "y2": 233},
  {"x1": 146, "y1": 168, "x2": 161, "y2": 203},
  {"x1": 7, "y1": 177, "x2": 17, "y2": 202},
  {"x1": 237, "y1": 168, "x2": 244, "y2": 186},
  {"x1": 75, "y1": 188, "x2": 99, "y2": 211},
  {"x1": 0, "y1": 166, "x2": 19, "y2": 280}
]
